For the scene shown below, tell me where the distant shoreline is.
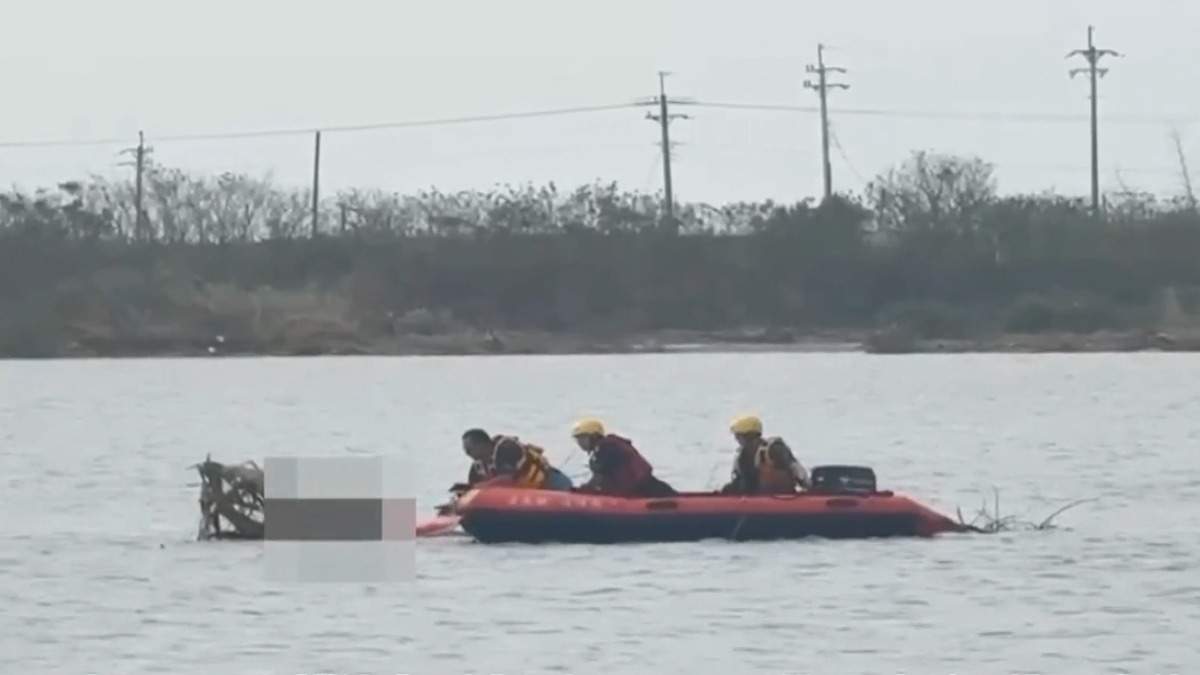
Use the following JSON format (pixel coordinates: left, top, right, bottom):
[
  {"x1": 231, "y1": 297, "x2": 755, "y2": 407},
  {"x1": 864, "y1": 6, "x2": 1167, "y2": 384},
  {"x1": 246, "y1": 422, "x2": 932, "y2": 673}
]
[
  {"x1": 7, "y1": 154, "x2": 1200, "y2": 363},
  {"x1": 6, "y1": 327, "x2": 1200, "y2": 359}
]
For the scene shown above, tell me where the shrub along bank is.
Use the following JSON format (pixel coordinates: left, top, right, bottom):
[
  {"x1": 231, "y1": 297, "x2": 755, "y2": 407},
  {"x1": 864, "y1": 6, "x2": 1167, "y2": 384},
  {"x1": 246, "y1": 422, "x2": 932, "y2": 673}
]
[{"x1": 3, "y1": 151, "x2": 1200, "y2": 357}]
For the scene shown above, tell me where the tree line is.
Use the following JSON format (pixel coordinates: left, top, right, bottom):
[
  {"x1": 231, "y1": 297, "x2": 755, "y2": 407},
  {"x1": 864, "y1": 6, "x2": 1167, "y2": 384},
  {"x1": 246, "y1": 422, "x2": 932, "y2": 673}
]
[{"x1": 2, "y1": 150, "x2": 1200, "y2": 356}]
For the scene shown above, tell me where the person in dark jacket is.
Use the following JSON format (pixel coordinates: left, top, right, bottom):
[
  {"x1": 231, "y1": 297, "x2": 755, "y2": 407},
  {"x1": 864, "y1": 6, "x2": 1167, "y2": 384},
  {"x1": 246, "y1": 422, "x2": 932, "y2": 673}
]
[
  {"x1": 451, "y1": 428, "x2": 572, "y2": 493},
  {"x1": 452, "y1": 428, "x2": 496, "y2": 492},
  {"x1": 720, "y1": 415, "x2": 809, "y2": 495},
  {"x1": 571, "y1": 418, "x2": 676, "y2": 497},
  {"x1": 490, "y1": 436, "x2": 574, "y2": 491}
]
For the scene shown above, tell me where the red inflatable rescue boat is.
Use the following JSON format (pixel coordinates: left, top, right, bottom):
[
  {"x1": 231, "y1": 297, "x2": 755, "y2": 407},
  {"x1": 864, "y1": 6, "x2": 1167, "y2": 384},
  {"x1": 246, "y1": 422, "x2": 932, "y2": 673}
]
[{"x1": 455, "y1": 465, "x2": 967, "y2": 544}]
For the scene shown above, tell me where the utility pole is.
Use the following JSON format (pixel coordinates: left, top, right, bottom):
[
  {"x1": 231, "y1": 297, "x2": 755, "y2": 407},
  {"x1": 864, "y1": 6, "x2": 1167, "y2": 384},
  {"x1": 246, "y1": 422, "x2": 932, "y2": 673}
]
[
  {"x1": 642, "y1": 71, "x2": 692, "y2": 224},
  {"x1": 119, "y1": 131, "x2": 152, "y2": 241},
  {"x1": 134, "y1": 131, "x2": 146, "y2": 240},
  {"x1": 804, "y1": 43, "x2": 849, "y2": 201},
  {"x1": 1068, "y1": 25, "x2": 1120, "y2": 216},
  {"x1": 311, "y1": 130, "x2": 321, "y2": 238}
]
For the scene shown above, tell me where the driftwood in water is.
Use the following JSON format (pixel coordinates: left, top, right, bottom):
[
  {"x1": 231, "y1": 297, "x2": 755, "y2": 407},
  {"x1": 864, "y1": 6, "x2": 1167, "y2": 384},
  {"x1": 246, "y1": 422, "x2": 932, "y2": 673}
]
[{"x1": 194, "y1": 455, "x2": 265, "y2": 540}]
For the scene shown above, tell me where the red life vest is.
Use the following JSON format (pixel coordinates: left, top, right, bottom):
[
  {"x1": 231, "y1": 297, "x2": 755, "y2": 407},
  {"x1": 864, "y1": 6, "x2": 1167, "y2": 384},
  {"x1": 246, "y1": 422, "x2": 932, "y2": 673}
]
[{"x1": 590, "y1": 434, "x2": 653, "y2": 493}]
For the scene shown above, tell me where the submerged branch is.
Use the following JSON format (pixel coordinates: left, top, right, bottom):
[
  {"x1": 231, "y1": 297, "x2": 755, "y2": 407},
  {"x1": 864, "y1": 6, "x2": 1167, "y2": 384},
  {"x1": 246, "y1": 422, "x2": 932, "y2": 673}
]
[{"x1": 956, "y1": 488, "x2": 1095, "y2": 534}]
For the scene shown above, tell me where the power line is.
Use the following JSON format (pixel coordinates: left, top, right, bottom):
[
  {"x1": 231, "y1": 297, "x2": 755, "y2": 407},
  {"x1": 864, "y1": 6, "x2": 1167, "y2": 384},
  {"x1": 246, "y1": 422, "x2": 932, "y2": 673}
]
[
  {"x1": 640, "y1": 149, "x2": 663, "y2": 192},
  {"x1": 827, "y1": 125, "x2": 868, "y2": 187},
  {"x1": 672, "y1": 143, "x2": 1183, "y2": 176},
  {"x1": 2, "y1": 99, "x2": 1195, "y2": 151},
  {"x1": 2, "y1": 100, "x2": 1195, "y2": 152},
  {"x1": 0, "y1": 102, "x2": 642, "y2": 149},
  {"x1": 689, "y1": 101, "x2": 1191, "y2": 126}
]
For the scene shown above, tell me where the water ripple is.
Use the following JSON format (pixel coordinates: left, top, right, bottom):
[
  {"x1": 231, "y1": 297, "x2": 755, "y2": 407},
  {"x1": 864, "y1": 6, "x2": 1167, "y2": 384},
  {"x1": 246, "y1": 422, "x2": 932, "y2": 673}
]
[{"x1": 1, "y1": 353, "x2": 1197, "y2": 673}]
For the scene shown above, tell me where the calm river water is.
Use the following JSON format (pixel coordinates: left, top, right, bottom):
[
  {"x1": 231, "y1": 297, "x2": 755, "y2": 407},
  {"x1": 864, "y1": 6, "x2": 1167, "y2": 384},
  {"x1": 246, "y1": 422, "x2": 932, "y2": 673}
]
[{"x1": 2, "y1": 353, "x2": 1197, "y2": 674}]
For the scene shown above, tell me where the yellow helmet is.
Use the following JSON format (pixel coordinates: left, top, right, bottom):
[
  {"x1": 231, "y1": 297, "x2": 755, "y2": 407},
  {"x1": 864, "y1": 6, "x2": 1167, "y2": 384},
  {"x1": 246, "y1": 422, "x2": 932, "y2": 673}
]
[
  {"x1": 572, "y1": 418, "x2": 605, "y2": 437},
  {"x1": 730, "y1": 415, "x2": 763, "y2": 435}
]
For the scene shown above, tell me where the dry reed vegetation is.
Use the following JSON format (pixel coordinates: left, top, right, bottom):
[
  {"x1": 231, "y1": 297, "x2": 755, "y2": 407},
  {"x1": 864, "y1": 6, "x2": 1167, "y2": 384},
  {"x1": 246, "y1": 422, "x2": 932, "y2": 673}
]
[{"x1": 5, "y1": 149, "x2": 1200, "y2": 357}]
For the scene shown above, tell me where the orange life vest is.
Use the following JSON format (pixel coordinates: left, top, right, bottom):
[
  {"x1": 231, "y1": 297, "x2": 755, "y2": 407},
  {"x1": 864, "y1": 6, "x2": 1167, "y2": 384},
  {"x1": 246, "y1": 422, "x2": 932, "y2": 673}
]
[
  {"x1": 734, "y1": 437, "x2": 799, "y2": 494},
  {"x1": 493, "y1": 436, "x2": 552, "y2": 489}
]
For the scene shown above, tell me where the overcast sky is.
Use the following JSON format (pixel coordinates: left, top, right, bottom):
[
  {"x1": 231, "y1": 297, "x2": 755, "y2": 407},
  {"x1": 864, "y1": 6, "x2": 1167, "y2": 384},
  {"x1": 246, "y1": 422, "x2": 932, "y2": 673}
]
[{"x1": 2, "y1": 0, "x2": 1197, "y2": 205}]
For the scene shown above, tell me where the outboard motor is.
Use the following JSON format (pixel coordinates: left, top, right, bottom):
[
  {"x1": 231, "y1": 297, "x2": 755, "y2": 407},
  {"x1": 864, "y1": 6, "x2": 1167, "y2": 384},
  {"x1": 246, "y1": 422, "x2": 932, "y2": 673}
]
[{"x1": 809, "y1": 465, "x2": 877, "y2": 495}]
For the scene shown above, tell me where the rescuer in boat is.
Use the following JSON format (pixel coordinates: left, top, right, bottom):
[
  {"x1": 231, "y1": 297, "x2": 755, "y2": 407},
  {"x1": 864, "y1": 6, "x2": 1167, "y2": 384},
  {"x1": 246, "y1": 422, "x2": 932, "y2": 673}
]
[
  {"x1": 451, "y1": 428, "x2": 498, "y2": 494},
  {"x1": 489, "y1": 436, "x2": 574, "y2": 491},
  {"x1": 451, "y1": 428, "x2": 573, "y2": 493},
  {"x1": 571, "y1": 418, "x2": 677, "y2": 497},
  {"x1": 720, "y1": 415, "x2": 811, "y2": 495}
]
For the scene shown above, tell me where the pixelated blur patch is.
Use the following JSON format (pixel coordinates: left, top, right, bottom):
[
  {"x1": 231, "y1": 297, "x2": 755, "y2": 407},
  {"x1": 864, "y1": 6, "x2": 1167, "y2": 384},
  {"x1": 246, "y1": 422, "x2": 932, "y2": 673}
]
[
  {"x1": 263, "y1": 455, "x2": 414, "y2": 582},
  {"x1": 265, "y1": 455, "x2": 412, "y2": 500},
  {"x1": 264, "y1": 542, "x2": 415, "y2": 583},
  {"x1": 382, "y1": 498, "x2": 417, "y2": 541},
  {"x1": 265, "y1": 498, "x2": 385, "y2": 541}
]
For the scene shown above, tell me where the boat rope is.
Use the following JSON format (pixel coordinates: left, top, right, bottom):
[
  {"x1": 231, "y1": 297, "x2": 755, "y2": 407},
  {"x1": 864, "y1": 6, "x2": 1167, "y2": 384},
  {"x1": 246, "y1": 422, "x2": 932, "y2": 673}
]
[
  {"x1": 729, "y1": 515, "x2": 747, "y2": 540},
  {"x1": 705, "y1": 450, "x2": 733, "y2": 490},
  {"x1": 728, "y1": 499, "x2": 749, "y2": 540},
  {"x1": 558, "y1": 447, "x2": 579, "y2": 470}
]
